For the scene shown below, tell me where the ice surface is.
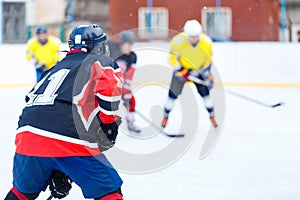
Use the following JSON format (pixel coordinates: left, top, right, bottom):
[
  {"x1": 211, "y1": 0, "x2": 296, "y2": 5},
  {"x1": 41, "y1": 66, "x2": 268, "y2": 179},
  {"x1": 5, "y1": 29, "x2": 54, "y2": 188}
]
[{"x1": 1, "y1": 43, "x2": 300, "y2": 200}]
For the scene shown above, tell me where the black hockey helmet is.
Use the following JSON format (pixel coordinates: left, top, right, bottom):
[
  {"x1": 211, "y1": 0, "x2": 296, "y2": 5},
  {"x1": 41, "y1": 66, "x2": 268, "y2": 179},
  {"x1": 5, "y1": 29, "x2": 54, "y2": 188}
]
[
  {"x1": 68, "y1": 24, "x2": 108, "y2": 54},
  {"x1": 120, "y1": 30, "x2": 136, "y2": 44}
]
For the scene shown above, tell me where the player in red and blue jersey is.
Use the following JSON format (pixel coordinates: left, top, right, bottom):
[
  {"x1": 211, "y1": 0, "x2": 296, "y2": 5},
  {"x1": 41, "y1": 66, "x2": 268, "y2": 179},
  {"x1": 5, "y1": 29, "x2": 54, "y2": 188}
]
[
  {"x1": 4, "y1": 24, "x2": 124, "y2": 200},
  {"x1": 115, "y1": 31, "x2": 141, "y2": 133}
]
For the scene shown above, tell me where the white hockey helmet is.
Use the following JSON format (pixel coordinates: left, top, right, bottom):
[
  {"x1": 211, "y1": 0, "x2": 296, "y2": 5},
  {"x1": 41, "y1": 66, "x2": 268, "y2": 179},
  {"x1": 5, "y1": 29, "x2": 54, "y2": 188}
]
[{"x1": 183, "y1": 19, "x2": 202, "y2": 36}]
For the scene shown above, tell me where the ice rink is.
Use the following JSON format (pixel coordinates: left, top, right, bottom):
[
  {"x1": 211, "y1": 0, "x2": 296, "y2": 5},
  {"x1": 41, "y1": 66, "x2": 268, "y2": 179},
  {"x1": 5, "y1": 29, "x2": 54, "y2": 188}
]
[{"x1": 1, "y1": 42, "x2": 300, "y2": 200}]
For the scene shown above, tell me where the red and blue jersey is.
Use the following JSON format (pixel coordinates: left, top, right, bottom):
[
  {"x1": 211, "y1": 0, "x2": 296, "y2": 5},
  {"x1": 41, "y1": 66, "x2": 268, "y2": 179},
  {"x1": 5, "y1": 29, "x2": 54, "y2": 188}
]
[
  {"x1": 115, "y1": 51, "x2": 137, "y2": 85},
  {"x1": 15, "y1": 50, "x2": 123, "y2": 157}
]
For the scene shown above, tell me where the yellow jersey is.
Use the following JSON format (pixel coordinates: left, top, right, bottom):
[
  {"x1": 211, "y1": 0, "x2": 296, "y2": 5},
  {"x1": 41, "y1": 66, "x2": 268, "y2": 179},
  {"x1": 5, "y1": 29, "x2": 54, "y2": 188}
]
[
  {"x1": 169, "y1": 32, "x2": 212, "y2": 72},
  {"x1": 26, "y1": 36, "x2": 61, "y2": 69}
]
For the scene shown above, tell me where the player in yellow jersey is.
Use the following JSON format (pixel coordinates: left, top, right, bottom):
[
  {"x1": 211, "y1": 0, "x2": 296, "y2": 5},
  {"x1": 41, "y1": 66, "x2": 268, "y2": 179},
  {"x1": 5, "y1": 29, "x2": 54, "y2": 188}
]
[
  {"x1": 26, "y1": 25, "x2": 61, "y2": 81},
  {"x1": 161, "y1": 19, "x2": 218, "y2": 128}
]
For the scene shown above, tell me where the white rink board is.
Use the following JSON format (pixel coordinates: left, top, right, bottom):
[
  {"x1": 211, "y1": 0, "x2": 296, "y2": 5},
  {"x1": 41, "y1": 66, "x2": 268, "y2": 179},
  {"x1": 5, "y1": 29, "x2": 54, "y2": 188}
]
[{"x1": 1, "y1": 42, "x2": 300, "y2": 85}]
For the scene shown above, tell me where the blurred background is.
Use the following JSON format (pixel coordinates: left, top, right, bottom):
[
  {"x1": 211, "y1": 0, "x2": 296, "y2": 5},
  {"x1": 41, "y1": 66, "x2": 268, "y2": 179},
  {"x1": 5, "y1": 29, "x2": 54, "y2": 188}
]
[{"x1": 1, "y1": 0, "x2": 300, "y2": 43}]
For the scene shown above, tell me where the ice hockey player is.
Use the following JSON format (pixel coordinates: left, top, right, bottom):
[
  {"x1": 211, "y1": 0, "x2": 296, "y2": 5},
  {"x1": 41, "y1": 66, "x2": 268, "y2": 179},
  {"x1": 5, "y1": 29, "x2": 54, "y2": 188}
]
[
  {"x1": 161, "y1": 19, "x2": 218, "y2": 128},
  {"x1": 26, "y1": 25, "x2": 61, "y2": 81},
  {"x1": 4, "y1": 24, "x2": 124, "y2": 200},
  {"x1": 115, "y1": 30, "x2": 141, "y2": 133}
]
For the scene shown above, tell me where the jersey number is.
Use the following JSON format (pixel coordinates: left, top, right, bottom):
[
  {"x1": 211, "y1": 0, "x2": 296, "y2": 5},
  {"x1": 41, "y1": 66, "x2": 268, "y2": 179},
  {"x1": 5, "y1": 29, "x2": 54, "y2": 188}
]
[{"x1": 26, "y1": 69, "x2": 70, "y2": 107}]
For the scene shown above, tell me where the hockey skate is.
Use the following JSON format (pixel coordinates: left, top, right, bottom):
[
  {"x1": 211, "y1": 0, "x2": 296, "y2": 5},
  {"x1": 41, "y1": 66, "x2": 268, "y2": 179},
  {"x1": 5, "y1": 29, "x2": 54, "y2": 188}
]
[
  {"x1": 210, "y1": 116, "x2": 218, "y2": 128},
  {"x1": 161, "y1": 116, "x2": 169, "y2": 128},
  {"x1": 127, "y1": 122, "x2": 141, "y2": 133}
]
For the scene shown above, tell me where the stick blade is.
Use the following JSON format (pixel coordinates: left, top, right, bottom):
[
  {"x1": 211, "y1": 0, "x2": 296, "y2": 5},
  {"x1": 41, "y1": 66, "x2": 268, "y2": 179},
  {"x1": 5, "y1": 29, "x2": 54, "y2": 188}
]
[
  {"x1": 162, "y1": 132, "x2": 185, "y2": 138},
  {"x1": 135, "y1": 110, "x2": 185, "y2": 138},
  {"x1": 271, "y1": 102, "x2": 283, "y2": 108}
]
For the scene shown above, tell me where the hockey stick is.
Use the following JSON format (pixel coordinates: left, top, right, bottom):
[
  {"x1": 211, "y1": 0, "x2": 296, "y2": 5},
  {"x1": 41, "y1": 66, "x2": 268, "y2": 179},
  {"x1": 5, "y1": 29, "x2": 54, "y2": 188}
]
[
  {"x1": 224, "y1": 89, "x2": 283, "y2": 108},
  {"x1": 135, "y1": 110, "x2": 185, "y2": 138},
  {"x1": 46, "y1": 194, "x2": 53, "y2": 200},
  {"x1": 188, "y1": 75, "x2": 283, "y2": 108}
]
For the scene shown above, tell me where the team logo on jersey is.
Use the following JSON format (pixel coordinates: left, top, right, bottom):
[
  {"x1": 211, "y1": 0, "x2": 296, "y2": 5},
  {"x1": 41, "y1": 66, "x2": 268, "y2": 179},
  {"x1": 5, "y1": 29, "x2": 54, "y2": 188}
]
[{"x1": 73, "y1": 80, "x2": 100, "y2": 131}]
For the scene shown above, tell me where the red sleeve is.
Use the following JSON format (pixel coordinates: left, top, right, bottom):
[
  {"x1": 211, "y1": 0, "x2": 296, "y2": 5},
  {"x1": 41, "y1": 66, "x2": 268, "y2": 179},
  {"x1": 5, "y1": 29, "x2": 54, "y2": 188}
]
[
  {"x1": 124, "y1": 64, "x2": 136, "y2": 83},
  {"x1": 93, "y1": 61, "x2": 123, "y2": 124}
]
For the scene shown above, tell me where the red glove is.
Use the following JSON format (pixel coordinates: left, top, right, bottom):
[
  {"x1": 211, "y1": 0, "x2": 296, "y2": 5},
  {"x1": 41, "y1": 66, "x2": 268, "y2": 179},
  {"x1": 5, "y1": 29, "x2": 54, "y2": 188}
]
[{"x1": 175, "y1": 68, "x2": 189, "y2": 81}]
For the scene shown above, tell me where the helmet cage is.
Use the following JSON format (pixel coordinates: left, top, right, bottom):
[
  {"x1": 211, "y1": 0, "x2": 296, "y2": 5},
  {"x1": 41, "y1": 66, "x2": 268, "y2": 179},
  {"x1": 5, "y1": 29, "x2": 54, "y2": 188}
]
[{"x1": 93, "y1": 40, "x2": 110, "y2": 56}]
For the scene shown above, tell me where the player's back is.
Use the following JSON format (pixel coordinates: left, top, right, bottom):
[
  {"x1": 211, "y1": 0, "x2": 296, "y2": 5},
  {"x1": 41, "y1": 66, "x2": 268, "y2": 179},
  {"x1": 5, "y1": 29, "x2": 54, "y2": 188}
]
[
  {"x1": 18, "y1": 51, "x2": 120, "y2": 141},
  {"x1": 18, "y1": 51, "x2": 90, "y2": 138}
]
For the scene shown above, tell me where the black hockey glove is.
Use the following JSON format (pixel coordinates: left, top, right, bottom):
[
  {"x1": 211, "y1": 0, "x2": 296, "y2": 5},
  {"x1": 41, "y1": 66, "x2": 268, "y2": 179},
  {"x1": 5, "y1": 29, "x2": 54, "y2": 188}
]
[
  {"x1": 48, "y1": 170, "x2": 72, "y2": 199},
  {"x1": 96, "y1": 117, "x2": 122, "y2": 151},
  {"x1": 200, "y1": 65, "x2": 214, "y2": 90},
  {"x1": 205, "y1": 74, "x2": 214, "y2": 90}
]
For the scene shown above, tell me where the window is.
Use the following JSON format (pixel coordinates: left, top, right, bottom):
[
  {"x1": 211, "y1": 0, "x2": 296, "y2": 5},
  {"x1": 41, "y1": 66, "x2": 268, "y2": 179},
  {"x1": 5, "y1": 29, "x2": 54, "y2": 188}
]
[
  {"x1": 138, "y1": 7, "x2": 169, "y2": 39},
  {"x1": 3, "y1": 2, "x2": 26, "y2": 43},
  {"x1": 201, "y1": 7, "x2": 232, "y2": 41}
]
